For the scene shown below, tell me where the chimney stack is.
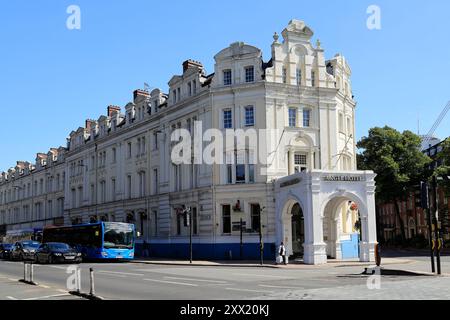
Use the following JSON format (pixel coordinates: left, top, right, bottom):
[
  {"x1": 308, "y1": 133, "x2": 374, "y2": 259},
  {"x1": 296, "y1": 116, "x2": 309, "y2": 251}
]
[
  {"x1": 85, "y1": 119, "x2": 96, "y2": 131},
  {"x1": 107, "y1": 105, "x2": 121, "y2": 117},
  {"x1": 133, "y1": 89, "x2": 150, "y2": 103},
  {"x1": 182, "y1": 59, "x2": 203, "y2": 73}
]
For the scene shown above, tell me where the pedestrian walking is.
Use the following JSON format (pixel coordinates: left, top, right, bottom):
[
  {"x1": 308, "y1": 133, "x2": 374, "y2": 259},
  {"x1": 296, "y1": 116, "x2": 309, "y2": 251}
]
[{"x1": 278, "y1": 242, "x2": 287, "y2": 265}]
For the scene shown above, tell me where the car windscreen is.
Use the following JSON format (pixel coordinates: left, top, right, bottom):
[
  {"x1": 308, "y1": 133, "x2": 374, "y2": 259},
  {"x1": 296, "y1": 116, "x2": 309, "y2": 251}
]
[
  {"x1": 48, "y1": 243, "x2": 71, "y2": 251},
  {"x1": 3, "y1": 244, "x2": 13, "y2": 249},
  {"x1": 22, "y1": 242, "x2": 40, "y2": 249},
  {"x1": 103, "y1": 223, "x2": 134, "y2": 249}
]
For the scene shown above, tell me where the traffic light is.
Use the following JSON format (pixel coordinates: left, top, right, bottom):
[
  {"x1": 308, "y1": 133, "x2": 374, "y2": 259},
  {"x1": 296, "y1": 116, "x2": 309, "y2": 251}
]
[{"x1": 421, "y1": 181, "x2": 429, "y2": 210}]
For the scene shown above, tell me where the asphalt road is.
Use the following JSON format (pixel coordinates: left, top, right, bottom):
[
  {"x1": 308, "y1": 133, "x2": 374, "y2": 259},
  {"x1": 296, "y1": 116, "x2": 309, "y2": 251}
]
[{"x1": 0, "y1": 255, "x2": 441, "y2": 300}]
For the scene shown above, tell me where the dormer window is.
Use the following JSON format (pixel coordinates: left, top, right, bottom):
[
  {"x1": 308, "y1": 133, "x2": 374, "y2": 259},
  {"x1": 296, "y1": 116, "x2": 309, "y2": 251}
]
[
  {"x1": 245, "y1": 66, "x2": 254, "y2": 83},
  {"x1": 188, "y1": 82, "x2": 192, "y2": 97},
  {"x1": 311, "y1": 71, "x2": 316, "y2": 87},
  {"x1": 193, "y1": 80, "x2": 197, "y2": 94},
  {"x1": 173, "y1": 90, "x2": 177, "y2": 104},
  {"x1": 223, "y1": 70, "x2": 232, "y2": 86}
]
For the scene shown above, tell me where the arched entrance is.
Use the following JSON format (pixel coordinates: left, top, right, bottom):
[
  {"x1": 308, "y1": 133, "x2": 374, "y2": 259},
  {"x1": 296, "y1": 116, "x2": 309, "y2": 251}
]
[
  {"x1": 281, "y1": 200, "x2": 305, "y2": 259},
  {"x1": 322, "y1": 195, "x2": 363, "y2": 261}
]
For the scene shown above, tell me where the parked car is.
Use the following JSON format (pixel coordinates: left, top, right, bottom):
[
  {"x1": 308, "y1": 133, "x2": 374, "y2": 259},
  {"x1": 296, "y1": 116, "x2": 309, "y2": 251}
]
[
  {"x1": 11, "y1": 241, "x2": 41, "y2": 261},
  {"x1": 0, "y1": 244, "x2": 14, "y2": 260},
  {"x1": 34, "y1": 242, "x2": 82, "y2": 264}
]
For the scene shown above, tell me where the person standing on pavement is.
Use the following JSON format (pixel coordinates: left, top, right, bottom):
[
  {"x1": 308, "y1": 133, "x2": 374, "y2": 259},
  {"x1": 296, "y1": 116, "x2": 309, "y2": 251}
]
[{"x1": 278, "y1": 242, "x2": 287, "y2": 265}]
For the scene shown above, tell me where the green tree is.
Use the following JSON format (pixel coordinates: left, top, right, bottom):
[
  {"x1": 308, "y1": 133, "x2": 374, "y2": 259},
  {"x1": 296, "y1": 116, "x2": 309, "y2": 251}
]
[
  {"x1": 357, "y1": 126, "x2": 432, "y2": 242},
  {"x1": 435, "y1": 139, "x2": 450, "y2": 195}
]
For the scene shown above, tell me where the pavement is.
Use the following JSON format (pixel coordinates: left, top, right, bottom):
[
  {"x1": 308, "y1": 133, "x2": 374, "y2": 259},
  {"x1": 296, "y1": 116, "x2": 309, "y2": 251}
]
[
  {"x1": 0, "y1": 273, "x2": 84, "y2": 300},
  {"x1": 131, "y1": 257, "x2": 415, "y2": 270},
  {"x1": 0, "y1": 249, "x2": 449, "y2": 300}
]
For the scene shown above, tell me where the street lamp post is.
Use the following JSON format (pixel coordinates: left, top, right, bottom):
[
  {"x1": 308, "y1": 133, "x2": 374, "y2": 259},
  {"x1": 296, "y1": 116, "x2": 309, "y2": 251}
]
[
  {"x1": 421, "y1": 181, "x2": 435, "y2": 273},
  {"x1": 259, "y1": 206, "x2": 266, "y2": 266},
  {"x1": 432, "y1": 176, "x2": 441, "y2": 275}
]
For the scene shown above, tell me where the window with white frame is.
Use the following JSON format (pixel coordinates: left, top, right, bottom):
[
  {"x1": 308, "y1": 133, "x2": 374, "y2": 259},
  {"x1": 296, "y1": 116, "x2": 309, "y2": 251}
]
[
  {"x1": 127, "y1": 142, "x2": 132, "y2": 158},
  {"x1": 153, "y1": 131, "x2": 159, "y2": 150},
  {"x1": 223, "y1": 70, "x2": 232, "y2": 86},
  {"x1": 236, "y1": 152, "x2": 246, "y2": 183},
  {"x1": 223, "y1": 109, "x2": 232, "y2": 129},
  {"x1": 141, "y1": 136, "x2": 146, "y2": 155},
  {"x1": 289, "y1": 108, "x2": 297, "y2": 127},
  {"x1": 112, "y1": 148, "x2": 117, "y2": 163},
  {"x1": 303, "y1": 109, "x2": 311, "y2": 127},
  {"x1": 153, "y1": 169, "x2": 158, "y2": 195},
  {"x1": 127, "y1": 175, "x2": 132, "y2": 199},
  {"x1": 139, "y1": 171, "x2": 146, "y2": 197},
  {"x1": 296, "y1": 68, "x2": 302, "y2": 86},
  {"x1": 248, "y1": 149, "x2": 255, "y2": 183},
  {"x1": 245, "y1": 66, "x2": 254, "y2": 83},
  {"x1": 222, "y1": 205, "x2": 231, "y2": 234},
  {"x1": 294, "y1": 154, "x2": 307, "y2": 173},
  {"x1": 245, "y1": 106, "x2": 255, "y2": 127},
  {"x1": 111, "y1": 178, "x2": 116, "y2": 202}
]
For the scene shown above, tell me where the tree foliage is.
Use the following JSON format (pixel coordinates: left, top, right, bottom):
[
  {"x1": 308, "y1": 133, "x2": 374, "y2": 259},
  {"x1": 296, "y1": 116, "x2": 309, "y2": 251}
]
[
  {"x1": 435, "y1": 139, "x2": 450, "y2": 194},
  {"x1": 357, "y1": 126, "x2": 432, "y2": 241}
]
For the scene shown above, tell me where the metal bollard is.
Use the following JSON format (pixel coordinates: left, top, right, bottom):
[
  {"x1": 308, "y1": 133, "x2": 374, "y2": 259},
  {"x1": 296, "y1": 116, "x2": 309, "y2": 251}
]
[
  {"x1": 30, "y1": 263, "x2": 34, "y2": 283},
  {"x1": 77, "y1": 267, "x2": 81, "y2": 293},
  {"x1": 23, "y1": 262, "x2": 27, "y2": 282},
  {"x1": 89, "y1": 268, "x2": 95, "y2": 296}
]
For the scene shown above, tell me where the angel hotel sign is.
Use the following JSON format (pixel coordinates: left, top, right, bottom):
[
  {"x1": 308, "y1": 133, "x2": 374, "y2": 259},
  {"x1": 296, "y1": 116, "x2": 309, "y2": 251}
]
[{"x1": 322, "y1": 175, "x2": 364, "y2": 182}]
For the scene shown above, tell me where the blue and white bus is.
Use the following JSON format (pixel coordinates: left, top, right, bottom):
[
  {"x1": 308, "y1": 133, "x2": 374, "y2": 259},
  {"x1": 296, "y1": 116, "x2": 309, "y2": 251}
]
[{"x1": 43, "y1": 222, "x2": 135, "y2": 260}]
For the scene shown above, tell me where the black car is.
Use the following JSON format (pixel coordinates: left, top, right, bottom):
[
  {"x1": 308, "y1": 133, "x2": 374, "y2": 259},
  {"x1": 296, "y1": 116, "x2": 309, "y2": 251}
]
[
  {"x1": 0, "y1": 244, "x2": 14, "y2": 260},
  {"x1": 34, "y1": 242, "x2": 82, "y2": 264},
  {"x1": 11, "y1": 241, "x2": 41, "y2": 261}
]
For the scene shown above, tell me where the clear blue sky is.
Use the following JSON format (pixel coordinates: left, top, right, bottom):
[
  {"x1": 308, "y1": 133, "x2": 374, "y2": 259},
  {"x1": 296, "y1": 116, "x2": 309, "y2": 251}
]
[{"x1": 1, "y1": 0, "x2": 449, "y2": 171}]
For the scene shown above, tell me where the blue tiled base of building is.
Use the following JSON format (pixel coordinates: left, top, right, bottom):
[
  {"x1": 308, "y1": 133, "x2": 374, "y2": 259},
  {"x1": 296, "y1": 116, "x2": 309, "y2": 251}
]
[{"x1": 135, "y1": 242, "x2": 277, "y2": 261}]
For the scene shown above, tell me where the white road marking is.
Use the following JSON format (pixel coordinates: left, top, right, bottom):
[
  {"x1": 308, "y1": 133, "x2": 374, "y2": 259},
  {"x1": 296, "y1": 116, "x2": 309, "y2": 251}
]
[
  {"x1": 97, "y1": 270, "x2": 144, "y2": 277},
  {"x1": 58, "y1": 289, "x2": 67, "y2": 293},
  {"x1": 47, "y1": 265, "x2": 68, "y2": 270},
  {"x1": 39, "y1": 285, "x2": 51, "y2": 289},
  {"x1": 259, "y1": 284, "x2": 302, "y2": 289},
  {"x1": 143, "y1": 278, "x2": 198, "y2": 287},
  {"x1": 6, "y1": 296, "x2": 18, "y2": 300},
  {"x1": 225, "y1": 288, "x2": 274, "y2": 294},
  {"x1": 8, "y1": 278, "x2": 19, "y2": 281},
  {"x1": 24, "y1": 293, "x2": 71, "y2": 300},
  {"x1": 163, "y1": 276, "x2": 228, "y2": 284},
  {"x1": 232, "y1": 273, "x2": 287, "y2": 279}
]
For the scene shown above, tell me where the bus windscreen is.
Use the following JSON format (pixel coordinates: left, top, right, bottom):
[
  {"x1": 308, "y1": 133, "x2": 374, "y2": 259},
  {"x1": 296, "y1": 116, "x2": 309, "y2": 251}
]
[{"x1": 103, "y1": 222, "x2": 134, "y2": 249}]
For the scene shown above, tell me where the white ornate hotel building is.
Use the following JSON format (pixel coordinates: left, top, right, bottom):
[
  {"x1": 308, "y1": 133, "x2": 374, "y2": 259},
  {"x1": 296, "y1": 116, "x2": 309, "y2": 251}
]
[{"x1": 0, "y1": 20, "x2": 377, "y2": 264}]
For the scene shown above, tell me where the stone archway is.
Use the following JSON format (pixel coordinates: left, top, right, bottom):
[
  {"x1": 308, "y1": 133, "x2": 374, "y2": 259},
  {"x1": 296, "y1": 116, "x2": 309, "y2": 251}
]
[
  {"x1": 280, "y1": 198, "x2": 306, "y2": 258},
  {"x1": 322, "y1": 193, "x2": 365, "y2": 261}
]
